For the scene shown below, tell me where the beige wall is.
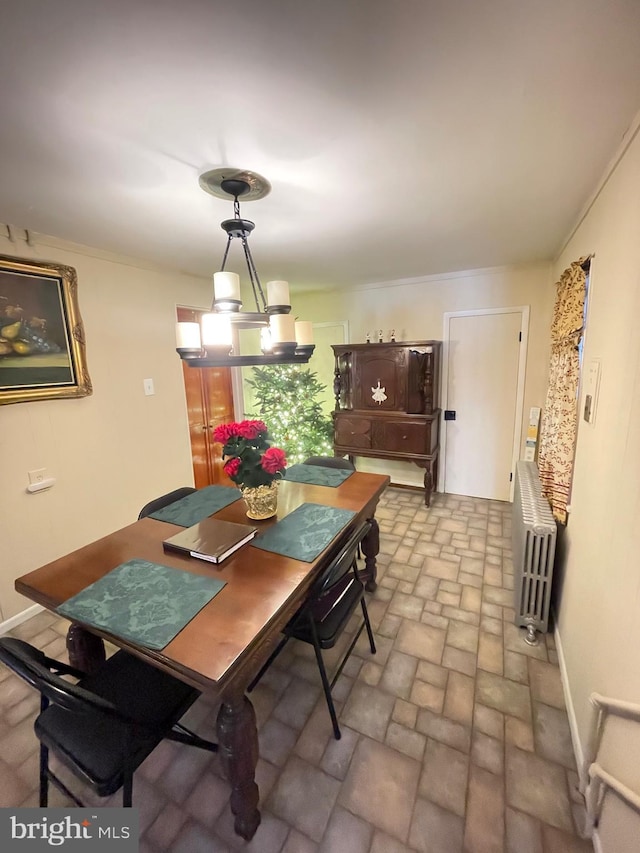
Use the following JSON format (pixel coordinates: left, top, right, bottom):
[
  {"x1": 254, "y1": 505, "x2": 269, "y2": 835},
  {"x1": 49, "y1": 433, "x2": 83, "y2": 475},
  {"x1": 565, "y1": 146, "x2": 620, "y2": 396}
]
[
  {"x1": 293, "y1": 263, "x2": 554, "y2": 486},
  {"x1": 552, "y1": 129, "x2": 640, "y2": 851},
  {"x1": 0, "y1": 233, "x2": 210, "y2": 620}
]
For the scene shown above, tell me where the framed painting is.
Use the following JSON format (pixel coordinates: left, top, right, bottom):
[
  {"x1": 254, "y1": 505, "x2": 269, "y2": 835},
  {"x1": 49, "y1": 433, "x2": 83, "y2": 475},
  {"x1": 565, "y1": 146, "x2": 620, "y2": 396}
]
[{"x1": 0, "y1": 255, "x2": 92, "y2": 405}]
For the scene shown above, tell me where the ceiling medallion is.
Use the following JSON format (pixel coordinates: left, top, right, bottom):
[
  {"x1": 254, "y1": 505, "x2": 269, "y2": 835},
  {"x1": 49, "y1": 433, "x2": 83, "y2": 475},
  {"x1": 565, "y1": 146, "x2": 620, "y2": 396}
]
[{"x1": 198, "y1": 168, "x2": 272, "y2": 202}]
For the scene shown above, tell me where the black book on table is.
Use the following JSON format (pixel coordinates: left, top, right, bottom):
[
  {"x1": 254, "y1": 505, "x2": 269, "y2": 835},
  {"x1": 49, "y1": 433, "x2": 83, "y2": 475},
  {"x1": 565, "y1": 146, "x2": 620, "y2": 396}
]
[{"x1": 162, "y1": 517, "x2": 258, "y2": 564}]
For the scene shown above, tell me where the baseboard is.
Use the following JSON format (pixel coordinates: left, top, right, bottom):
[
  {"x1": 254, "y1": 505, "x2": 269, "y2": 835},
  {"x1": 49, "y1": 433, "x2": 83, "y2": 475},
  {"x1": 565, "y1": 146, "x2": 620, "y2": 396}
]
[
  {"x1": 554, "y1": 623, "x2": 602, "y2": 850},
  {"x1": 0, "y1": 603, "x2": 44, "y2": 636},
  {"x1": 554, "y1": 621, "x2": 585, "y2": 775}
]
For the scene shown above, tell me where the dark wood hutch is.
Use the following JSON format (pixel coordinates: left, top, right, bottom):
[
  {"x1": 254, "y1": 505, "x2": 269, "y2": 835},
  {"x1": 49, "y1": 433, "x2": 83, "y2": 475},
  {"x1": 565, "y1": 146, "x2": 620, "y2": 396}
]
[{"x1": 332, "y1": 341, "x2": 442, "y2": 506}]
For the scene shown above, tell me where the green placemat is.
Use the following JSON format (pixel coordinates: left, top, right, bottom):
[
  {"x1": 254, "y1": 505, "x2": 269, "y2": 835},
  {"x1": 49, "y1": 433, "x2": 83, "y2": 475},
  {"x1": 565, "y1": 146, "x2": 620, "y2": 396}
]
[
  {"x1": 148, "y1": 486, "x2": 241, "y2": 526},
  {"x1": 284, "y1": 464, "x2": 354, "y2": 487},
  {"x1": 57, "y1": 560, "x2": 226, "y2": 650},
  {"x1": 252, "y1": 503, "x2": 357, "y2": 562}
]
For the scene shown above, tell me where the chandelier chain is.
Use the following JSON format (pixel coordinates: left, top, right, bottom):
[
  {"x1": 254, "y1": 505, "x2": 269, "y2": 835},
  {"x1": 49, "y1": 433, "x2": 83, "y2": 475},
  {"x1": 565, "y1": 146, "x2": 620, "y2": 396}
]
[{"x1": 240, "y1": 235, "x2": 267, "y2": 313}]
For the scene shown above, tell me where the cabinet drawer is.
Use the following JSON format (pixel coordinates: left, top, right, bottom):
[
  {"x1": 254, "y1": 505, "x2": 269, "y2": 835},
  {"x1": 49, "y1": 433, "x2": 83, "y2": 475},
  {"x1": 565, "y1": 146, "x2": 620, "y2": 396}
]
[
  {"x1": 372, "y1": 420, "x2": 431, "y2": 454},
  {"x1": 334, "y1": 416, "x2": 371, "y2": 449}
]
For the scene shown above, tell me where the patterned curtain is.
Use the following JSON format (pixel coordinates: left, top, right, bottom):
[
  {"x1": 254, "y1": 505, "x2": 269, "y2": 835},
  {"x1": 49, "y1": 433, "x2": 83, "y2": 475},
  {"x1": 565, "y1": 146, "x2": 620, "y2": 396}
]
[{"x1": 538, "y1": 258, "x2": 588, "y2": 524}]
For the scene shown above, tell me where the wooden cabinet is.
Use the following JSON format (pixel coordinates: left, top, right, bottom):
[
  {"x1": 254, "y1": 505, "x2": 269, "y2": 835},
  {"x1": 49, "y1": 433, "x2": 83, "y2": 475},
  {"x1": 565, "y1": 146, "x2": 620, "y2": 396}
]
[{"x1": 332, "y1": 341, "x2": 442, "y2": 505}]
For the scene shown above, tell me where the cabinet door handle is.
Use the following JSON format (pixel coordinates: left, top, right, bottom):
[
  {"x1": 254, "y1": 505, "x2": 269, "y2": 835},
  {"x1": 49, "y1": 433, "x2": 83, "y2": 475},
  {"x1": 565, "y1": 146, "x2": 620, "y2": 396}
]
[{"x1": 402, "y1": 434, "x2": 408, "y2": 440}]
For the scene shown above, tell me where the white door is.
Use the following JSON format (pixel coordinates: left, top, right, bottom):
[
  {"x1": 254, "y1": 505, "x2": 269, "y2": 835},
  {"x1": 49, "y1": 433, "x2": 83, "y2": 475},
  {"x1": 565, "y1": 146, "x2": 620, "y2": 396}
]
[
  {"x1": 309, "y1": 322, "x2": 349, "y2": 416},
  {"x1": 443, "y1": 309, "x2": 526, "y2": 501}
]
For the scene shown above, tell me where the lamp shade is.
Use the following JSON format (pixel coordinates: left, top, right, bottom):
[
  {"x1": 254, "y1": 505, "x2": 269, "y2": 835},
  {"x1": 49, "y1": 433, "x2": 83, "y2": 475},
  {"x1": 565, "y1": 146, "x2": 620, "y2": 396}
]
[
  {"x1": 295, "y1": 321, "x2": 314, "y2": 346},
  {"x1": 213, "y1": 271, "x2": 241, "y2": 303},
  {"x1": 176, "y1": 322, "x2": 201, "y2": 350},
  {"x1": 269, "y1": 314, "x2": 296, "y2": 344},
  {"x1": 267, "y1": 280, "x2": 290, "y2": 307}
]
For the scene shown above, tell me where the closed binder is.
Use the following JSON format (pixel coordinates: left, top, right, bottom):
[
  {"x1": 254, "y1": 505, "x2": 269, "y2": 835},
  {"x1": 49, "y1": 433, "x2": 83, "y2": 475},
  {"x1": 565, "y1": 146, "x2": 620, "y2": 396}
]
[{"x1": 163, "y1": 517, "x2": 257, "y2": 564}]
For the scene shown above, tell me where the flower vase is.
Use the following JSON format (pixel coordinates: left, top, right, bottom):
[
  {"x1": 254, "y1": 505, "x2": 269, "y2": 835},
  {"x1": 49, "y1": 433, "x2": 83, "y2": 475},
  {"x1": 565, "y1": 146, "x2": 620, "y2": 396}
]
[{"x1": 241, "y1": 481, "x2": 279, "y2": 520}]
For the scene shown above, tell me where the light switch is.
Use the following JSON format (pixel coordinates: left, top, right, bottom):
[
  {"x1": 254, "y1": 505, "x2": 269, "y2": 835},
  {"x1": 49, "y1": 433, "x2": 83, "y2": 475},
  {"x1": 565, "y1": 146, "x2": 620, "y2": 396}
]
[{"x1": 143, "y1": 378, "x2": 155, "y2": 396}]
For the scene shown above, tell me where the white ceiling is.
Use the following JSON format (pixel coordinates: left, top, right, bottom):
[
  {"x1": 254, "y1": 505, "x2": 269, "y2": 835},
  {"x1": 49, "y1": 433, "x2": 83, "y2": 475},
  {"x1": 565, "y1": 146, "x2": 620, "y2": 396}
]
[{"x1": 1, "y1": 0, "x2": 640, "y2": 291}]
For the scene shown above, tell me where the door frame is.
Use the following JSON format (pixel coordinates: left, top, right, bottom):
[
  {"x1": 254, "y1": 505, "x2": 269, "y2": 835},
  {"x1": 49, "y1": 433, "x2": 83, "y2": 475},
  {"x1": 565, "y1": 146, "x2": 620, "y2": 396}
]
[
  {"x1": 313, "y1": 320, "x2": 350, "y2": 343},
  {"x1": 440, "y1": 306, "x2": 530, "y2": 501}
]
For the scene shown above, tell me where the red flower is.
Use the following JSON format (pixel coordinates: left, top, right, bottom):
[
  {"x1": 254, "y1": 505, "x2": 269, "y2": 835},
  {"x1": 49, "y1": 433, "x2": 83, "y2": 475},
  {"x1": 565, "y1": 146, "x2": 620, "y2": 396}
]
[
  {"x1": 213, "y1": 423, "x2": 239, "y2": 444},
  {"x1": 223, "y1": 457, "x2": 241, "y2": 477},
  {"x1": 261, "y1": 446, "x2": 286, "y2": 474},
  {"x1": 236, "y1": 419, "x2": 268, "y2": 440}
]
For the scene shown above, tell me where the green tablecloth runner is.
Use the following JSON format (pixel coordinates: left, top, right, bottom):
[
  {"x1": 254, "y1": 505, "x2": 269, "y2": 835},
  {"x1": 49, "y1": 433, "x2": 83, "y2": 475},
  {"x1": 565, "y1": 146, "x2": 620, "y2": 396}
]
[
  {"x1": 57, "y1": 560, "x2": 226, "y2": 650},
  {"x1": 284, "y1": 464, "x2": 354, "y2": 487},
  {"x1": 148, "y1": 486, "x2": 240, "y2": 526},
  {"x1": 252, "y1": 502, "x2": 357, "y2": 562}
]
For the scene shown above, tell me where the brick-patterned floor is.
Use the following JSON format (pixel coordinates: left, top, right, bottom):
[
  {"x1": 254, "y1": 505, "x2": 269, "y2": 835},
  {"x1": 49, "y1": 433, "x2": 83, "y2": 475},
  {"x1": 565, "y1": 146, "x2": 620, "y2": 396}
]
[{"x1": 0, "y1": 489, "x2": 594, "y2": 852}]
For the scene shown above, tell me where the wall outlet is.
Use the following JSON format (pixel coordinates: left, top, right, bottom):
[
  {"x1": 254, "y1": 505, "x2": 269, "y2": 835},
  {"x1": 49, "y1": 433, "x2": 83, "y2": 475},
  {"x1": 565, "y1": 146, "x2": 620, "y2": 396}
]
[
  {"x1": 143, "y1": 378, "x2": 155, "y2": 396},
  {"x1": 28, "y1": 468, "x2": 47, "y2": 485}
]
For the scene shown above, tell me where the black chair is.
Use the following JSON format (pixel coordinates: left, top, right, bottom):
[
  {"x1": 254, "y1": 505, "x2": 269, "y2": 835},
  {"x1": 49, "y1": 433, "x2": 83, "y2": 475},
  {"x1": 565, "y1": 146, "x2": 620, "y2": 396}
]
[
  {"x1": 138, "y1": 486, "x2": 197, "y2": 520},
  {"x1": 303, "y1": 456, "x2": 355, "y2": 471},
  {"x1": 248, "y1": 522, "x2": 375, "y2": 740},
  {"x1": 0, "y1": 638, "x2": 217, "y2": 807}
]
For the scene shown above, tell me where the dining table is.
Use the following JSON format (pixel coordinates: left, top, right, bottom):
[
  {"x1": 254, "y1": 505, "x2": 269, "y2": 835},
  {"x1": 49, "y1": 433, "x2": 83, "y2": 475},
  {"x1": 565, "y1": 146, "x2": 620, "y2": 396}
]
[{"x1": 14, "y1": 471, "x2": 389, "y2": 840}]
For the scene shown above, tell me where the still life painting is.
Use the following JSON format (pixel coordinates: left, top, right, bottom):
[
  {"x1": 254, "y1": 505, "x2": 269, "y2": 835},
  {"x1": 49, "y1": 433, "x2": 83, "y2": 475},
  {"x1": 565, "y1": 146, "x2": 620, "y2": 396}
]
[{"x1": 0, "y1": 255, "x2": 92, "y2": 405}]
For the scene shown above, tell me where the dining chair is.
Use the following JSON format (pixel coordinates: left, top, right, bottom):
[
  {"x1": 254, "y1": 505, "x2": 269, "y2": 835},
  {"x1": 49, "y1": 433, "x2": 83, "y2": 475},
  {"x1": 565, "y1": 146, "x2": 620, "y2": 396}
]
[
  {"x1": 303, "y1": 456, "x2": 355, "y2": 471},
  {"x1": 248, "y1": 521, "x2": 375, "y2": 739},
  {"x1": 0, "y1": 637, "x2": 217, "y2": 807},
  {"x1": 138, "y1": 486, "x2": 197, "y2": 520}
]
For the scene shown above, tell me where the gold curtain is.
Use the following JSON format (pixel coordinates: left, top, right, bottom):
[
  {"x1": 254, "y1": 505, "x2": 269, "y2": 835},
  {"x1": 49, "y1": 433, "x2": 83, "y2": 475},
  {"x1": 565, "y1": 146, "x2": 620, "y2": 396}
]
[{"x1": 538, "y1": 258, "x2": 588, "y2": 524}]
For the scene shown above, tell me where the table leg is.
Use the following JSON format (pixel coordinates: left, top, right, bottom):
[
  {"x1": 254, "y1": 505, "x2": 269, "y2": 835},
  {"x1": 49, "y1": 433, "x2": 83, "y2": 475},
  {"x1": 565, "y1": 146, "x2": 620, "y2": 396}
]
[
  {"x1": 216, "y1": 692, "x2": 261, "y2": 840},
  {"x1": 361, "y1": 517, "x2": 380, "y2": 592},
  {"x1": 66, "y1": 624, "x2": 106, "y2": 674}
]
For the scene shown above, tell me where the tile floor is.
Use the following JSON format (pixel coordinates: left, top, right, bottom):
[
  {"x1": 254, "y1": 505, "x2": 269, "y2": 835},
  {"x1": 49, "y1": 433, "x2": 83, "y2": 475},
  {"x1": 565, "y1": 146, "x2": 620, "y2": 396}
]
[{"x1": 0, "y1": 489, "x2": 594, "y2": 852}]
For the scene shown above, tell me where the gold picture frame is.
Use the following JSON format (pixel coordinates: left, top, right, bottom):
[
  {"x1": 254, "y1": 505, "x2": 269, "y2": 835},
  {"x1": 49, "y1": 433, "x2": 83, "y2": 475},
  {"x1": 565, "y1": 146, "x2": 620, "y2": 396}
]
[{"x1": 0, "y1": 254, "x2": 92, "y2": 405}]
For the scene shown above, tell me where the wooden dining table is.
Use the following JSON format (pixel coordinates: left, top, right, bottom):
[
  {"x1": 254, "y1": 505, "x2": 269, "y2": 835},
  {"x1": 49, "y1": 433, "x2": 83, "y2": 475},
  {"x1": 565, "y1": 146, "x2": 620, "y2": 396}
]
[{"x1": 15, "y1": 472, "x2": 389, "y2": 840}]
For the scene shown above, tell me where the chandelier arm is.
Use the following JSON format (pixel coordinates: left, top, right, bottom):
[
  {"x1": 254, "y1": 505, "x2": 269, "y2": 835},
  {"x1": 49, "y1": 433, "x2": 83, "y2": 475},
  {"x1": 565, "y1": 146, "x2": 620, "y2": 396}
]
[
  {"x1": 240, "y1": 235, "x2": 268, "y2": 313},
  {"x1": 219, "y1": 233, "x2": 233, "y2": 274}
]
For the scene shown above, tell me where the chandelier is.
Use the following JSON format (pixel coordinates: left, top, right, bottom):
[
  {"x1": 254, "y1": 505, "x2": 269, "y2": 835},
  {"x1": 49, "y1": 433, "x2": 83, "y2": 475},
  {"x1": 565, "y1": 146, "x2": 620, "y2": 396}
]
[{"x1": 175, "y1": 169, "x2": 315, "y2": 368}]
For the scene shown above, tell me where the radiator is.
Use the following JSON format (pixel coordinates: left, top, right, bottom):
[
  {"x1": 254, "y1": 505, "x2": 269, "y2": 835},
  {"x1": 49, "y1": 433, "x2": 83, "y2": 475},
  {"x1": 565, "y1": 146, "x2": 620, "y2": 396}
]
[{"x1": 512, "y1": 461, "x2": 557, "y2": 645}]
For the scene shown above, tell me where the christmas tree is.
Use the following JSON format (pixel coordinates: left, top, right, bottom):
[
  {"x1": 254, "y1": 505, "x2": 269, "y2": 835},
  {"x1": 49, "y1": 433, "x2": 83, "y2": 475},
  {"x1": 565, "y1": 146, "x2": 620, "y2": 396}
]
[{"x1": 246, "y1": 365, "x2": 334, "y2": 464}]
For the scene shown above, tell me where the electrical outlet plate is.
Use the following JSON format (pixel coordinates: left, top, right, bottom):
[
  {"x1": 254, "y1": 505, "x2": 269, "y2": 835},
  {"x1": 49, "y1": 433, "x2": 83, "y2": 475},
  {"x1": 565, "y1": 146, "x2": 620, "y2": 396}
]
[{"x1": 28, "y1": 468, "x2": 47, "y2": 485}]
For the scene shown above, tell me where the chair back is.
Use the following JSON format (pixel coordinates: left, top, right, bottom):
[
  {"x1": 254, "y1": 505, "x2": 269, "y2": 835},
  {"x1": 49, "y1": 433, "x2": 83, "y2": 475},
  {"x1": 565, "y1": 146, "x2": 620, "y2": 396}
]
[
  {"x1": 303, "y1": 456, "x2": 355, "y2": 471},
  {"x1": 138, "y1": 487, "x2": 197, "y2": 520},
  {"x1": 310, "y1": 521, "x2": 371, "y2": 602},
  {"x1": 0, "y1": 638, "x2": 119, "y2": 718}
]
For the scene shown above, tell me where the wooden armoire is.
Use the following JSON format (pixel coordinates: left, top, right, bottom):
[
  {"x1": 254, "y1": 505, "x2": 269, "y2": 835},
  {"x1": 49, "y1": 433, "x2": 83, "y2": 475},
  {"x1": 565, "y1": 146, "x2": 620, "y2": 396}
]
[{"x1": 331, "y1": 341, "x2": 442, "y2": 505}]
